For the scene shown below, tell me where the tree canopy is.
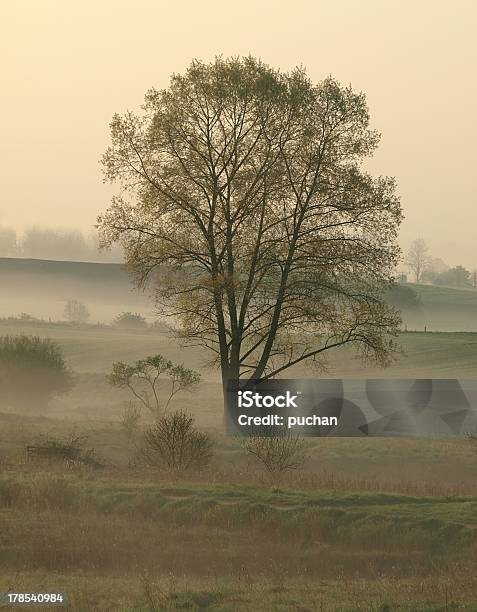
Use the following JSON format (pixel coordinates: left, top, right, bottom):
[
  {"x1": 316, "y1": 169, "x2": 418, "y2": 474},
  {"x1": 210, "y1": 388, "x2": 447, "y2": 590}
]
[
  {"x1": 108, "y1": 354, "x2": 201, "y2": 417},
  {"x1": 98, "y1": 57, "x2": 402, "y2": 399}
]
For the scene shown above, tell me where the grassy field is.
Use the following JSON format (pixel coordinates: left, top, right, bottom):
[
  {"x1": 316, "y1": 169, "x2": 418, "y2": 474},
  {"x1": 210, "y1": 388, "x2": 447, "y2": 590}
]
[
  {"x1": 1, "y1": 262, "x2": 477, "y2": 610},
  {"x1": 0, "y1": 257, "x2": 152, "y2": 323},
  {"x1": 1, "y1": 467, "x2": 477, "y2": 611},
  {"x1": 1, "y1": 320, "x2": 477, "y2": 377},
  {"x1": 1, "y1": 320, "x2": 477, "y2": 437},
  {"x1": 409, "y1": 283, "x2": 477, "y2": 306},
  {"x1": 0, "y1": 321, "x2": 190, "y2": 375},
  {"x1": 403, "y1": 283, "x2": 477, "y2": 332}
]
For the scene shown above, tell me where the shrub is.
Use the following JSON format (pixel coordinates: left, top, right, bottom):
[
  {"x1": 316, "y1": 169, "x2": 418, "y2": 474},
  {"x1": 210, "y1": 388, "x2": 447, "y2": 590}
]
[
  {"x1": 64, "y1": 299, "x2": 90, "y2": 324},
  {"x1": 140, "y1": 411, "x2": 213, "y2": 471},
  {"x1": 119, "y1": 401, "x2": 142, "y2": 442},
  {"x1": 0, "y1": 335, "x2": 74, "y2": 410},
  {"x1": 25, "y1": 433, "x2": 104, "y2": 469},
  {"x1": 242, "y1": 428, "x2": 307, "y2": 474},
  {"x1": 113, "y1": 311, "x2": 148, "y2": 329}
]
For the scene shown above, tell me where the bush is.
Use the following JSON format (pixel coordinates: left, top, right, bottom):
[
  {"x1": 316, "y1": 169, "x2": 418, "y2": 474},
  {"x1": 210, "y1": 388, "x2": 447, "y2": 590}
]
[
  {"x1": 25, "y1": 433, "x2": 104, "y2": 469},
  {"x1": 242, "y1": 428, "x2": 307, "y2": 474},
  {"x1": 140, "y1": 411, "x2": 213, "y2": 471},
  {"x1": 113, "y1": 312, "x2": 148, "y2": 329},
  {"x1": 0, "y1": 335, "x2": 74, "y2": 410},
  {"x1": 64, "y1": 299, "x2": 90, "y2": 324}
]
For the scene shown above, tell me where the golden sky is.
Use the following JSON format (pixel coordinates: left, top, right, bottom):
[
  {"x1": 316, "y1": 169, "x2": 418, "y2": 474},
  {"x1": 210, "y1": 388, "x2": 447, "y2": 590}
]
[{"x1": 1, "y1": 0, "x2": 476, "y2": 266}]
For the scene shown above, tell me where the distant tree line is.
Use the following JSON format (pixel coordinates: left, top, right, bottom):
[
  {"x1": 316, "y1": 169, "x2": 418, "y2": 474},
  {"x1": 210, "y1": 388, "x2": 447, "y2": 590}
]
[
  {"x1": 0, "y1": 225, "x2": 123, "y2": 262},
  {"x1": 405, "y1": 238, "x2": 474, "y2": 288}
]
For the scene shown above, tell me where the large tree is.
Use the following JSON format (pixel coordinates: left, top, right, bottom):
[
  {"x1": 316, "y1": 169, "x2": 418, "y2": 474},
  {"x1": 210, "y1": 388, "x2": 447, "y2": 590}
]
[{"x1": 98, "y1": 57, "x2": 402, "y2": 408}]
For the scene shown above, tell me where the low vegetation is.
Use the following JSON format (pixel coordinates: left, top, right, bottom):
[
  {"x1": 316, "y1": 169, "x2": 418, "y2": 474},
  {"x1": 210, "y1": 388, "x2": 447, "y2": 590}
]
[
  {"x1": 242, "y1": 428, "x2": 308, "y2": 476},
  {"x1": 113, "y1": 311, "x2": 148, "y2": 329},
  {"x1": 119, "y1": 401, "x2": 142, "y2": 442},
  {"x1": 0, "y1": 334, "x2": 74, "y2": 410},
  {"x1": 25, "y1": 433, "x2": 104, "y2": 469},
  {"x1": 0, "y1": 467, "x2": 476, "y2": 610},
  {"x1": 1, "y1": 314, "x2": 477, "y2": 609},
  {"x1": 140, "y1": 410, "x2": 213, "y2": 471}
]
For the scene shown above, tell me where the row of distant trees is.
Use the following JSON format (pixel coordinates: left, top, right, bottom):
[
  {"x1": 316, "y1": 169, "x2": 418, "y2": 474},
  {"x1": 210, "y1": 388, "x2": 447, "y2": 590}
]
[
  {"x1": 0, "y1": 226, "x2": 122, "y2": 262},
  {"x1": 14, "y1": 301, "x2": 149, "y2": 328},
  {"x1": 405, "y1": 238, "x2": 475, "y2": 288},
  {"x1": 63, "y1": 300, "x2": 148, "y2": 328}
]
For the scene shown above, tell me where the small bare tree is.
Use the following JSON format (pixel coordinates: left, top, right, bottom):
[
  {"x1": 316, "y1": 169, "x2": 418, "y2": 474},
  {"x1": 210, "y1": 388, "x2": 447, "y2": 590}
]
[
  {"x1": 107, "y1": 354, "x2": 200, "y2": 419},
  {"x1": 405, "y1": 239, "x2": 431, "y2": 283},
  {"x1": 242, "y1": 428, "x2": 308, "y2": 475}
]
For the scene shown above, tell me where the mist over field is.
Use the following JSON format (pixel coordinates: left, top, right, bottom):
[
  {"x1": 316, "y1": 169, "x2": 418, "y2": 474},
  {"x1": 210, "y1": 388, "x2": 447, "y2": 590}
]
[
  {"x1": 2, "y1": 257, "x2": 477, "y2": 610},
  {"x1": 1, "y1": 1, "x2": 476, "y2": 608},
  {"x1": 2, "y1": 257, "x2": 477, "y2": 332},
  {"x1": 1, "y1": 257, "x2": 477, "y2": 426},
  {"x1": 0, "y1": 258, "x2": 152, "y2": 323}
]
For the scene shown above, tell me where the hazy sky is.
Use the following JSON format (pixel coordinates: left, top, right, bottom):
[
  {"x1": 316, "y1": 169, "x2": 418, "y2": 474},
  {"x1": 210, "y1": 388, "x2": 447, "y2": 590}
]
[{"x1": 1, "y1": 0, "x2": 476, "y2": 267}]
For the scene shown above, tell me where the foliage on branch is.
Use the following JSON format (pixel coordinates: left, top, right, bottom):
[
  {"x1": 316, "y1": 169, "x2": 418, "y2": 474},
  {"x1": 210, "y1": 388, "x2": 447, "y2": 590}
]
[
  {"x1": 107, "y1": 354, "x2": 200, "y2": 418},
  {"x1": 99, "y1": 56, "x2": 402, "y2": 391}
]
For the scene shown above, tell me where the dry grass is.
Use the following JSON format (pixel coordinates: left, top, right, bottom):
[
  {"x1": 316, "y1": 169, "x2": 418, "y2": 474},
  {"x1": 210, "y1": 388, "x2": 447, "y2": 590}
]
[
  {"x1": 2, "y1": 567, "x2": 477, "y2": 611},
  {"x1": 1, "y1": 403, "x2": 477, "y2": 610},
  {"x1": 2, "y1": 447, "x2": 477, "y2": 498},
  {"x1": 1, "y1": 445, "x2": 477, "y2": 610}
]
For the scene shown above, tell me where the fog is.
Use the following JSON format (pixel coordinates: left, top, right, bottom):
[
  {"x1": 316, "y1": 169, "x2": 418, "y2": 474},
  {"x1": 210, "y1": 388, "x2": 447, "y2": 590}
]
[
  {"x1": 0, "y1": 226, "x2": 123, "y2": 262},
  {"x1": 1, "y1": 0, "x2": 476, "y2": 267},
  {"x1": 0, "y1": 258, "x2": 152, "y2": 323},
  {"x1": 1, "y1": 5, "x2": 477, "y2": 607}
]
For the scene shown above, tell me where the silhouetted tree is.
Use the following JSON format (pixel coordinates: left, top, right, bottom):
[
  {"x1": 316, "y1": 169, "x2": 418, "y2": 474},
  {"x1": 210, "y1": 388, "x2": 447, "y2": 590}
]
[
  {"x1": 64, "y1": 299, "x2": 90, "y2": 324},
  {"x1": 108, "y1": 354, "x2": 200, "y2": 417},
  {"x1": 405, "y1": 238, "x2": 431, "y2": 283},
  {"x1": 21, "y1": 228, "x2": 88, "y2": 260},
  {"x1": 433, "y1": 265, "x2": 471, "y2": 287},
  {"x1": 98, "y1": 57, "x2": 402, "y2": 413},
  {"x1": 0, "y1": 226, "x2": 17, "y2": 256}
]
